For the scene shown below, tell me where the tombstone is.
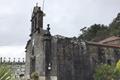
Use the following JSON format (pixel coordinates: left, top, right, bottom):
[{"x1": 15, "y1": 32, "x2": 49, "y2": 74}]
[
  {"x1": 18, "y1": 58, "x2": 20, "y2": 62},
  {"x1": 14, "y1": 58, "x2": 16, "y2": 62},
  {"x1": 9, "y1": 57, "x2": 11, "y2": 62},
  {"x1": 23, "y1": 58, "x2": 25, "y2": 62},
  {"x1": 4, "y1": 57, "x2": 6, "y2": 62}
]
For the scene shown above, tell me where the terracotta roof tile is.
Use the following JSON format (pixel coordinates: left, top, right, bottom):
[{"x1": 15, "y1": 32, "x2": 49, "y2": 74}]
[
  {"x1": 99, "y1": 36, "x2": 120, "y2": 44},
  {"x1": 86, "y1": 41, "x2": 120, "y2": 49}
]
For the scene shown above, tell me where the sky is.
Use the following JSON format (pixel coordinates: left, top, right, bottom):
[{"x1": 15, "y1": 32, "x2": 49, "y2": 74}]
[{"x1": 0, "y1": 0, "x2": 120, "y2": 61}]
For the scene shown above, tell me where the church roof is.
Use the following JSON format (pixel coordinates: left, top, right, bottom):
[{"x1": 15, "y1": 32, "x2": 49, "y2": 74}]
[
  {"x1": 98, "y1": 36, "x2": 120, "y2": 44},
  {"x1": 54, "y1": 35, "x2": 66, "y2": 39},
  {"x1": 86, "y1": 41, "x2": 120, "y2": 49},
  {"x1": 25, "y1": 40, "x2": 31, "y2": 49}
]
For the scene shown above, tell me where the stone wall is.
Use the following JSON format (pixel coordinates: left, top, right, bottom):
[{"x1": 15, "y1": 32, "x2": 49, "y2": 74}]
[
  {"x1": 25, "y1": 5, "x2": 120, "y2": 80},
  {"x1": 56, "y1": 38, "x2": 91, "y2": 80}
]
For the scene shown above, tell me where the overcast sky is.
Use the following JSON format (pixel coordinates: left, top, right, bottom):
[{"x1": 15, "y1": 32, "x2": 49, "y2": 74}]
[{"x1": 0, "y1": 0, "x2": 120, "y2": 61}]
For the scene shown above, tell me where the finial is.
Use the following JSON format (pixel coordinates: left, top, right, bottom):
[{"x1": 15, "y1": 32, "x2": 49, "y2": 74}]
[
  {"x1": 36, "y1": 3, "x2": 38, "y2": 6},
  {"x1": 47, "y1": 24, "x2": 50, "y2": 32}
]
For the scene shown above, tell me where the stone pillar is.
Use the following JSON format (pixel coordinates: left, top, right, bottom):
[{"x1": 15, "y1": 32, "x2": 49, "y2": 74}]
[{"x1": 44, "y1": 24, "x2": 52, "y2": 80}]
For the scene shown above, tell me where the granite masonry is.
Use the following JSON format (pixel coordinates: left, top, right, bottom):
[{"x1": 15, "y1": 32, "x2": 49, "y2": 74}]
[{"x1": 25, "y1": 5, "x2": 120, "y2": 80}]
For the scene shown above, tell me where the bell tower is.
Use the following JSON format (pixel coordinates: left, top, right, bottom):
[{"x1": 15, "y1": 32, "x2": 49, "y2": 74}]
[
  {"x1": 31, "y1": 4, "x2": 44, "y2": 34},
  {"x1": 29, "y1": 4, "x2": 45, "y2": 78}
]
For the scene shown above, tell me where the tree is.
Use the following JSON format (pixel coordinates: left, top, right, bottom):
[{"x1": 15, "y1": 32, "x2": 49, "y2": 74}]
[
  {"x1": 94, "y1": 64, "x2": 114, "y2": 80},
  {"x1": 109, "y1": 13, "x2": 120, "y2": 36},
  {"x1": 94, "y1": 60, "x2": 120, "y2": 80},
  {"x1": 79, "y1": 24, "x2": 108, "y2": 41},
  {"x1": 79, "y1": 13, "x2": 120, "y2": 41}
]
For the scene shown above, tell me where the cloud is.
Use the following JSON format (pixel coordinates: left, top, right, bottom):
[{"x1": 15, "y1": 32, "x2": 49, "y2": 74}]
[
  {"x1": 43, "y1": 0, "x2": 120, "y2": 37},
  {"x1": 0, "y1": 0, "x2": 120, "y2": 45},
  {"x1": 0, "y1": 45, "x2": 25, "y2": 58},
  {"x1": 0, "y1": 0, "x2": 120, "y2": 58}
]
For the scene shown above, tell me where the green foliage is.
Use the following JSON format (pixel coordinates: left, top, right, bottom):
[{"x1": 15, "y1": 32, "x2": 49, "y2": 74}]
[
  {"x1": 79, "y1": 13, "x2": 120, "y2": 41},
  {"x1": 79, "y1": 24, "x2": 109, "y2": 41},
  {"x1": 0, "y1": 64, "x2": 14, "y2": 80},
  {"x1": 31, "y1": 72, "x2": 39, "y2": 80},
  {"x1": 114, "y1": 60, "x2": 120, "y2": 80},
  {"x1": 94, "y1": 60, "x2": 120, "y2": 80},
  {"x1": 94, "y1": 64, "x2": 114, "y2": 80},
  {"x1": 109, "y1": 13, "x2": 120, "y2": 36}
]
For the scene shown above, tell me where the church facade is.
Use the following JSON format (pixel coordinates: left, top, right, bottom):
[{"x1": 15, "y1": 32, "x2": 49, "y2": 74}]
[
  {"x1": 25, "y1": 5, "x2": 120, "y2": 80},
  {"x1": 25, "y1": 5, "x2": 91, "y2": 80}
]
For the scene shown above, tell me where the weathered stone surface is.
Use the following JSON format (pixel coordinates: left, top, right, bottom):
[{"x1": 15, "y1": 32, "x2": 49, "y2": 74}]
[
  {"x1": 25, "y1": 5, "x2": 120, "y2": 80},
  {"x1": 25, "y1": 5, "x2": 92, "y2": 80}
]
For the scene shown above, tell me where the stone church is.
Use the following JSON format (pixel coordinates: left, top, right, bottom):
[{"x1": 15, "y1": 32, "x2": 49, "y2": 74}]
[{"x1": 25, "y1": 5, "x2": 120, "y2": 80}]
